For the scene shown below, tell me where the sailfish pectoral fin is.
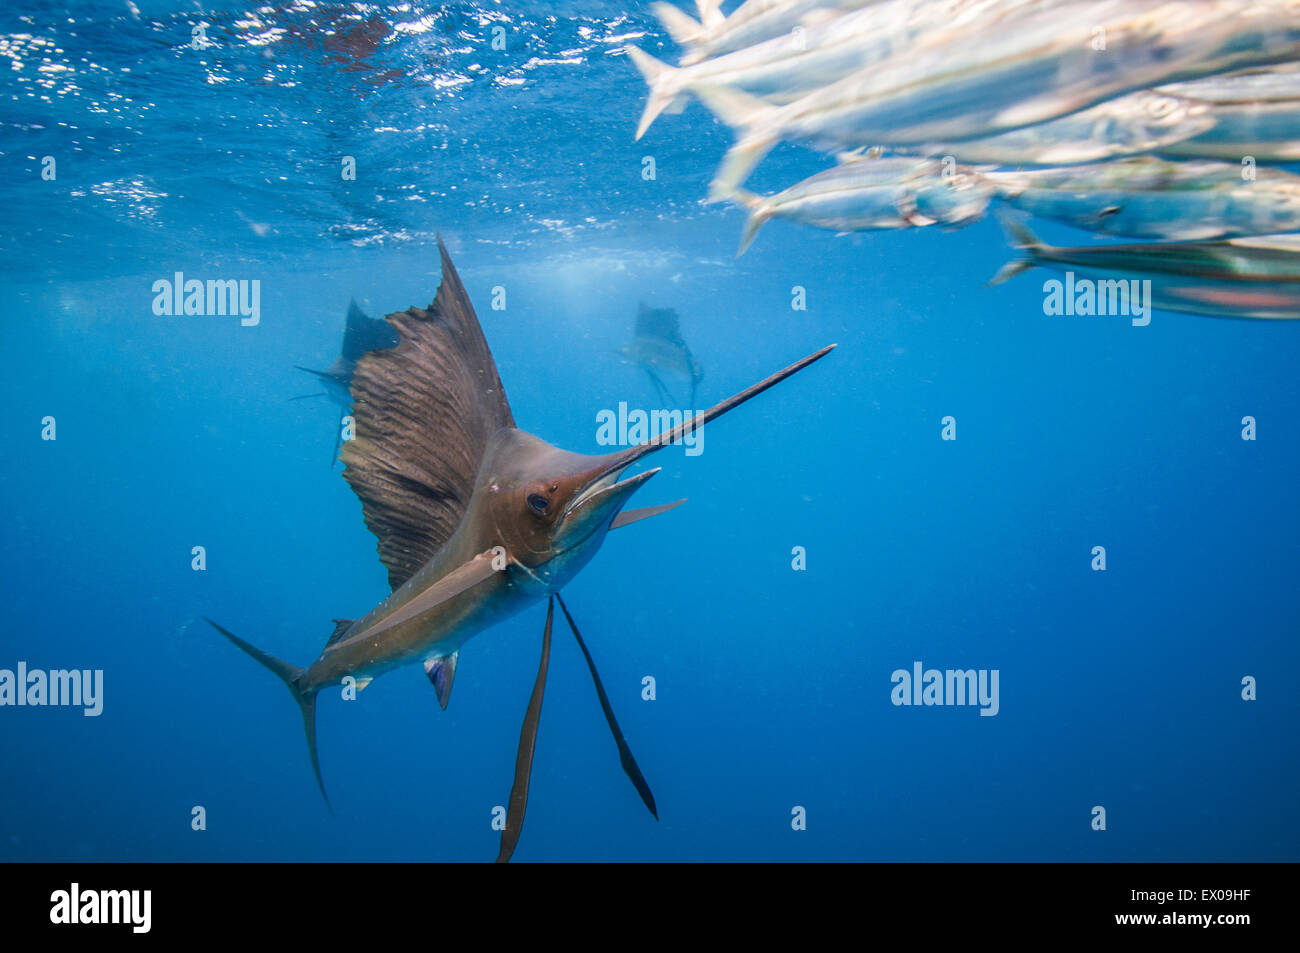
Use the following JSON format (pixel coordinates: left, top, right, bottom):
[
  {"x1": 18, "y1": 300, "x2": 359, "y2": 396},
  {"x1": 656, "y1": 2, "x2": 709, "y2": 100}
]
[
  {"x1": 555, "y1": 593, "x2": 658, "y2": 820},
  {"x1": 329, "y1": 550, "x2": 502, "y2": 651},
  {"x1": 496, "y1": 596, "x2": 554, "y2": 864}
]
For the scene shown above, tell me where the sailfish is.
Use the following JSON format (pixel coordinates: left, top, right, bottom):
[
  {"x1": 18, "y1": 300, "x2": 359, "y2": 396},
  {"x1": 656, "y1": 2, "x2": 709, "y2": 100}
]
[
  {"x1": 292, "y1": 299, "x2": 400, "y2": 467},
  {"x1": 620, "y1": 302, "x2": 705, "y2": 409},
  {"x1": 208, "y1": 237, "x2": 834, "y2": 861}
]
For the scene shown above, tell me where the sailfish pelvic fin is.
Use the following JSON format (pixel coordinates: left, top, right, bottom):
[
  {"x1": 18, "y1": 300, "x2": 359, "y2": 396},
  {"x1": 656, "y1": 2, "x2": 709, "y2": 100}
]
[
  {"x1": 555, "y1": 593, "x2": 658, "y2": 819},
  {"x1": 496, "y1": 596, "x2": 554, "y2": 863}
]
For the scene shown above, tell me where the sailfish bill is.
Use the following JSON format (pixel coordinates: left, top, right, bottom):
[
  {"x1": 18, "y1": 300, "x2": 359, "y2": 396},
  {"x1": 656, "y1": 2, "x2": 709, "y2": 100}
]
[{"x1": 207, "y1": 234, "x2": 834, "y2": 861}]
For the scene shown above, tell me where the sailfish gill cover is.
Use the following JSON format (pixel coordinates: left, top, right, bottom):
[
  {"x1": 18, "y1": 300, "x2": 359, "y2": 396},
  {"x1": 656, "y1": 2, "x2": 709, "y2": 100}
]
[{"x1": 0, "y1": 0, "x2": 1297, "y2": 864}]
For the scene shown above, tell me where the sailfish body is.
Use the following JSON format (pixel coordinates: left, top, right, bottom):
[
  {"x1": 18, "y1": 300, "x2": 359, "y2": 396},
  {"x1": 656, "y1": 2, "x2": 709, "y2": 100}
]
[
  {"x1": 620, "y1": 302, "x2": 705, "y2": 408},
  {"x1": 209, "y1": 237, "x2": 834, "y2": 861},
  {"x1": 303, "y1": 429, "x2": 650, "y2": 689}
]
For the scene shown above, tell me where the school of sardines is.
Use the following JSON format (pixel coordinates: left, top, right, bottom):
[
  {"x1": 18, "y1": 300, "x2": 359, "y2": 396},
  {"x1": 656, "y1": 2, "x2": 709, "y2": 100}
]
[{"x1": 631, "y1": 0, "x2": 1300, "y2": 319}]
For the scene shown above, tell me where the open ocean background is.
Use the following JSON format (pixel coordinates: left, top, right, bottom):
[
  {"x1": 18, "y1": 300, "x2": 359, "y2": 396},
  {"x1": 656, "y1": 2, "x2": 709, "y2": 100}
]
[{"x1": 1, "y1": 1, "x2": 1297, "y2": 862}]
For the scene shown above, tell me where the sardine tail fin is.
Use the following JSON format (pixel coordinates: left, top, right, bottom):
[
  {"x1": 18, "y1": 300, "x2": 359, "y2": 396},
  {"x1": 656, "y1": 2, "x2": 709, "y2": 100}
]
[
  {"x1": 693, "y1": 85, "x2": 777, "y2": 199},
  {"x1": 734, "y1": 192, "x2": 769, "y2": 256},
  {"x1": 694, "y1": 82, "x2": 772, "y2": 132},
  {"x1": 994, "y1": 208, "x2": 1042, "y2": 251},
  {"x1": 627, "y1": 47, "x2": 681, "y2": 140},
  {"x1": 694, "y1": 0, "x2": 724, "y2": 31},
  {"x1": 988, "y1": 210, "x2": 1043, "y2": 286},
  {"x1": 987, "y1": 259, "x2": 1035, "y2": 287},
  {"x1": 709, "y1": 135, "x2": 776, "y2": 202},
  {"x1": 652, "y1": 2, "x2": 703, "y2": 48}
]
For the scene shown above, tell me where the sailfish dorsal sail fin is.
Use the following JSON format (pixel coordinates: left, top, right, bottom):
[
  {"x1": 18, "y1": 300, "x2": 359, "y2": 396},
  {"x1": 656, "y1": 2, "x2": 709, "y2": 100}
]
[
  {"x1": 341, "y1": 236, "x2": 514, "y2": 590},
  {"x1": 340, "y1": 299, "x2": 400, "y2": 366},
  {"x1": 635, "y1": 302, "x2": 685, "y2": 347}
]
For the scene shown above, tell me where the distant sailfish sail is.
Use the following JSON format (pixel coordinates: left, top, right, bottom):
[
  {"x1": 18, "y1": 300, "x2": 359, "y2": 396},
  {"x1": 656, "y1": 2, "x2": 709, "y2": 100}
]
[
  {"x1": 293, "y1": 299, "x2": 400, "y2": 467},
  {"x1": 619, "y1": 303, "x2": 705, "y2": 409}
]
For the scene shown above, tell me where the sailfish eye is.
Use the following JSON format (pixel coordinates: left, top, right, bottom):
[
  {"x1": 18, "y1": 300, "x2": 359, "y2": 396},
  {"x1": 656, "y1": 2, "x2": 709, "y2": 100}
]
[{"x1": 527, "y1": 493, "x2": 550, "y2": 516}]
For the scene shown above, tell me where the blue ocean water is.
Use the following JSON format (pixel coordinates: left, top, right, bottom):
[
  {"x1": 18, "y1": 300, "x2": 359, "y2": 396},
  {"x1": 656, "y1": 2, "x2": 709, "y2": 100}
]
[{"x1": 1, "y1": 1, "x2": 1298, "y2": 862}]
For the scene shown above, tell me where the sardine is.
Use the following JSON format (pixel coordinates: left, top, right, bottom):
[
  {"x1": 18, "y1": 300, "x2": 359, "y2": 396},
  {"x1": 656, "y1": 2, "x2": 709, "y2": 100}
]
[
  {"x1": 653, "y1": 0, "x2": 885, "y2": 67},
  {"x1": 1159, "y1": 67, "x2": 1300, "y2": 160},
  {"x1": 695, "y1": 0, "x2": 1300, "y2": 197},
  {"x1": 984, "y1": 157, "x2": 1300, "y2": 240},
  {"x1": 729, "y1": 155, "x2": 992, "y2": 253},
  {"x1": 913, "y1": 91, "x2": 1214, "y2": 166},
  {"x1": 991, "y1": 212, "x2": 1300, "y2": 320},
  {"x1": 630, "y1": 0, "x2": 1019, "y2": 138}
]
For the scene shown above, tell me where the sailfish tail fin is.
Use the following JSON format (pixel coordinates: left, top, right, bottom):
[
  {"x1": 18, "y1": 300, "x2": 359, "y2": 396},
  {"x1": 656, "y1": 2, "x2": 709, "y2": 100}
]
[{"x1": 205, "y1": 618, "x2": 332, "y2": 813}]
